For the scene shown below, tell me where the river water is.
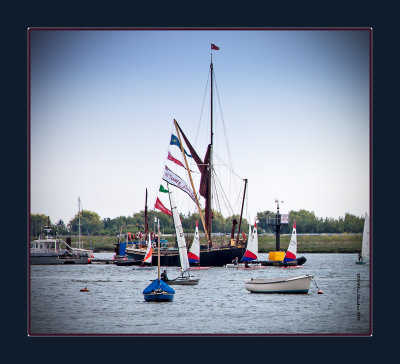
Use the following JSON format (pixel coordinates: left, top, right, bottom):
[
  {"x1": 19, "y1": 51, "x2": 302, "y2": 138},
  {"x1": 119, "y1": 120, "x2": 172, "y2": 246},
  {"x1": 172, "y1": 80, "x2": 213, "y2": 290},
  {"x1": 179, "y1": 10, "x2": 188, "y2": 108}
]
[{"x1": 29, "y1": 253, "x2": 371, "y2": 336}]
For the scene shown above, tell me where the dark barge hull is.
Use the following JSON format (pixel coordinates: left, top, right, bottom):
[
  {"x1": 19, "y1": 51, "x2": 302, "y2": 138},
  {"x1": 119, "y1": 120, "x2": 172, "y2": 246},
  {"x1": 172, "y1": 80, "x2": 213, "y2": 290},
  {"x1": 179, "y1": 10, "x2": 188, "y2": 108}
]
[{"x1": 126, "y1": 246, "x2": 245, "y2": 267}]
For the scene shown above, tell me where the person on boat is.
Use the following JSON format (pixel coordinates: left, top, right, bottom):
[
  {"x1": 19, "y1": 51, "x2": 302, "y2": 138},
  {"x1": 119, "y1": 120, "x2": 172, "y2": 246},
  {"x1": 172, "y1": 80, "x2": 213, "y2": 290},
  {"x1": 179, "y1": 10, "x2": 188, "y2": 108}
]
[
  {"x1": 244, "y1": 261, "x2": 250, "y2": 268},
  {"x1": 161, "y1": 270, "x2": 169, "y2": 281},
  {"x1": 358, "y1": 252, "x2": 362, "y2": 262},
  {"x1": 232, "y1": 257, "x2": 239, "y2": 265}
]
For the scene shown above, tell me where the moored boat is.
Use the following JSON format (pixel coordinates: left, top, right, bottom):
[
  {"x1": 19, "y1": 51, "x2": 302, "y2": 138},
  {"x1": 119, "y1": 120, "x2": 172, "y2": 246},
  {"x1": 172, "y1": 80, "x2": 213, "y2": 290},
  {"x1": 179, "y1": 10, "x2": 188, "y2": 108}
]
[
  {"x1": 245, "y1": 275, "x2": 313, "y2": 294},
  {"x1": 30, "y1": 220, "x2": 90, "y2": 265}
]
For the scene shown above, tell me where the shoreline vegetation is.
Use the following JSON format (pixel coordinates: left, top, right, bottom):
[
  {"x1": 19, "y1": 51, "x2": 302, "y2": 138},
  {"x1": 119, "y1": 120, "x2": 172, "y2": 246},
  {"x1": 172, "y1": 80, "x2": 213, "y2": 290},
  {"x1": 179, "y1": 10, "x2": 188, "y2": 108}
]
[{"x1": 63, "y1": 233, "x2": 363, "y2": 254}]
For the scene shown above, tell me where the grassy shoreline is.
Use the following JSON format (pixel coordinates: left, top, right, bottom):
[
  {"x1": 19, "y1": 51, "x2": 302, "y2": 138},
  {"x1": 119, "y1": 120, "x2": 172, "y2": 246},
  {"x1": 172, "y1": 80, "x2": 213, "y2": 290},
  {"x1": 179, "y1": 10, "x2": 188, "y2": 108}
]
[{"x1": 64, "y1": 233, "x2": 362, "y2": 254}]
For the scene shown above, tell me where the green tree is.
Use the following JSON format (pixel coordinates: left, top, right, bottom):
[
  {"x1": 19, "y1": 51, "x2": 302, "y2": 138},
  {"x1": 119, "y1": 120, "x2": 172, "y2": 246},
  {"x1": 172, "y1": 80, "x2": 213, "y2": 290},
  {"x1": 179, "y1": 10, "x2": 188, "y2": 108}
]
[
  {"x1": 343, "y1": 213, "x2": 364, "y2": 233},
  {"x1": 55, "y1": 219, "x2": 68, "y2": 235},
  {"x1": 68, "y1": 210, "x2": 102, "y2": 235},
  {"x1": 30, "y1": 214, "x2": 51, "y2": 238}
]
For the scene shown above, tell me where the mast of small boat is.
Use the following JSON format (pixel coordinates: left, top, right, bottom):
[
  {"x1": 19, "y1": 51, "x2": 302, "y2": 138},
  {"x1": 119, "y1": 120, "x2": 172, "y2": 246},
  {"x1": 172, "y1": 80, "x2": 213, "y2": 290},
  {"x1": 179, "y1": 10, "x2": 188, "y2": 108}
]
[
  {"x1": 144, "y1": 188, "x2": 148, "y2": 241},
  {"x1": 157, "y1": 217, "x2": 161, "y2": 281},
  {"x1": 236, "y1": 179, "x2": 248, "y2": 245},
  {"x1": 78, "y1": 197, "x2": 82, "y2": 249}
]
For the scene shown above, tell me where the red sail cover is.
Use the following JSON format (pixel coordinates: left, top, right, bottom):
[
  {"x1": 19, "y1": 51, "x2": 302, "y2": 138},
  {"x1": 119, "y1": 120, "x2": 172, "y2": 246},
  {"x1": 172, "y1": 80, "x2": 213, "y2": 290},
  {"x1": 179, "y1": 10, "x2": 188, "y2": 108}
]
[{"x1": 154, "y1": 197, "x2": 172, "y2": 216}]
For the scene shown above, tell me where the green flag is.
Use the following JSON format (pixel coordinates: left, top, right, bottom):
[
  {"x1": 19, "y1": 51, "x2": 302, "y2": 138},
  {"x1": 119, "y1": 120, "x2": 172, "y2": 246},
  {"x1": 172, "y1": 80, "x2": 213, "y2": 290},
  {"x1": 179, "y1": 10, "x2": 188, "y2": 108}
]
[{"x1": 159, "y1": 185, "x2": 169, "y2": 193}]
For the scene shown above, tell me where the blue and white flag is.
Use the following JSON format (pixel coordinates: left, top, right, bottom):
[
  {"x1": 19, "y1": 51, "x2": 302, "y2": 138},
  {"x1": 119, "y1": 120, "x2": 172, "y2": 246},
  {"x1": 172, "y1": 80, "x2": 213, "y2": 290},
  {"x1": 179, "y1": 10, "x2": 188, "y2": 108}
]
[{"x1": 170, "y1": 134, "x2": 192, "y2": 158}]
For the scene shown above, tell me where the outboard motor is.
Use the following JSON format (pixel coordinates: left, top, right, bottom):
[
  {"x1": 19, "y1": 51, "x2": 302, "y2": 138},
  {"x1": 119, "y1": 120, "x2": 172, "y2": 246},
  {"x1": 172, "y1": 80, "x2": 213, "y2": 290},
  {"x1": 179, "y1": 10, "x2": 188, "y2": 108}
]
[{"x1": 296, "y1": 256, "x2": 307, "y2": 266}]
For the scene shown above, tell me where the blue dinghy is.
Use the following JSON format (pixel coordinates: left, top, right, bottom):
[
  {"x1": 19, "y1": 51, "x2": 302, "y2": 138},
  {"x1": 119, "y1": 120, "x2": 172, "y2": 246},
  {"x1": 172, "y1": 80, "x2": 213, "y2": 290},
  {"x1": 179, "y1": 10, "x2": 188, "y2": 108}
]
[{"x1": 143, "y1": 278, "x2": 175, "y2": 302}]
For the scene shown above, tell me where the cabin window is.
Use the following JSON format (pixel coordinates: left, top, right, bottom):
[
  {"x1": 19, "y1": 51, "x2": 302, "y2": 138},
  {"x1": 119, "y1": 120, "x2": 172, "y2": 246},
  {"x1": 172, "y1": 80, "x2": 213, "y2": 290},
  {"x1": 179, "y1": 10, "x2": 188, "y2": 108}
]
[{"x1": 40, "y1": 244, "x2": 43, "y2": 249}]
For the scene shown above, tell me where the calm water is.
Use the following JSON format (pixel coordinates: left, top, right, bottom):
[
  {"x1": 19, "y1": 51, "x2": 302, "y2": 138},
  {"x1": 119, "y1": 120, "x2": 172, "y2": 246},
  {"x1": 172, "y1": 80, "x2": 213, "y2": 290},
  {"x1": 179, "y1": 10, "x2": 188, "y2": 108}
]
[{"x1": 29, "y1": 253, "x2": 371, "y2": 335}]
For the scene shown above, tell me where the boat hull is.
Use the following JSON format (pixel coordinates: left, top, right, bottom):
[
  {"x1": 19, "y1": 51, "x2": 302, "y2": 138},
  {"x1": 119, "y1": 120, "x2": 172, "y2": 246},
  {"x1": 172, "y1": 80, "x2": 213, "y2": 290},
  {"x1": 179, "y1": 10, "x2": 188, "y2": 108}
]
[
  {"x1": 257, "y1": 256, "x2": 307, "y2": 267},
  {"x1": 30, "y1": 253, "x2": 89, "y2": 265},
  {"x1": 167, "y1": 278, "x2": 199, "y2": 285},
  {"x1": 114, "y1": 259, "x2": 143, "y2": 266},
  {"x1": 245, "y1": 275, "x2": 313, "y2": 294},
  {"x1": 126, "y1": 246, "x2": 245, "y2": 267},
  {"x1": 144, "y1": 292, "x2": 174, "y2": 302}
]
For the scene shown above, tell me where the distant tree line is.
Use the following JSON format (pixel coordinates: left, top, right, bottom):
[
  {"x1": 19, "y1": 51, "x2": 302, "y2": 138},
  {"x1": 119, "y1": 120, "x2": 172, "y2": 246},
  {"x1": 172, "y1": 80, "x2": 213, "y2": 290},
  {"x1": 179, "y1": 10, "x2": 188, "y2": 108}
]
[{"x1": 30, "y1": 209, "x2": 365, "y2": 238}]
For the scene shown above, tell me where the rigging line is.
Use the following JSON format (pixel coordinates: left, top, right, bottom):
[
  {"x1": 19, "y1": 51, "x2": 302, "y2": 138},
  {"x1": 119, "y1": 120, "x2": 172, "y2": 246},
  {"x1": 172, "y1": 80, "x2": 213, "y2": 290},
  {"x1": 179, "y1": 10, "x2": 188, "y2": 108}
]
[
  {"x1": 213, "y1": 74, "x2": 234, "y2": 175},
  {"x1": 211, "y1": 175, "x2": 222, "y2": 216},
  {"x1": 213, "y1": 154, "x2": 243, "y2": 180},
  {"x1": 212, "y1": 168, "x2": 235, "y2": 217},
  {"x1": 194, "y1": 67, "x2": 211, "y2": 149},
  {"x1": 213, "y1": 74, "x2": 241, "y2": 202}
]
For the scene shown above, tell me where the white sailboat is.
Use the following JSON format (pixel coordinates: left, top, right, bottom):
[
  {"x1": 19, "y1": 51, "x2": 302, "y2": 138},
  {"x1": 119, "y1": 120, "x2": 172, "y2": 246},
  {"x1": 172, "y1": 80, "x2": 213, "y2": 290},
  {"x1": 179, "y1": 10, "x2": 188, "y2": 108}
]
[
  {"x1": 166, "y1": 186, "x2": 199, "y2": 285},
  {"x1": 356, "y1": 213, "x2": 370, "y2": 265},
  {"x1": 225, "y1": 220, "x2": 263, "y2": 269},
  {"x1": 187, "y1": 220, "x2": 210, "y2": 270}
]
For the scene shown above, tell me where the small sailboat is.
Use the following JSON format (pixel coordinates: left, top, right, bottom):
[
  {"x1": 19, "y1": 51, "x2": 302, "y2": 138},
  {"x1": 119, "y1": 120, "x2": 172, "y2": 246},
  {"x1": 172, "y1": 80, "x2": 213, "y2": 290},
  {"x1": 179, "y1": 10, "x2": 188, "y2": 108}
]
[
  {"x1": 356, "y1": 213, "x2": 370, "y2": 265},
  {"x1": 187, "y1": 220, "x2": 209, "y2": 270},
  {"x1": 279, "y1": 220, "x2": 307, "y2": 268},
  {"x1": 226, "y1": 220, "x2": 264, "y2": 269},
  {"x1": 132, "y1": 234, "x2": 156, "y2": 270},
  {"x1": 166, "y1": 187, "x2": 199, "y2": 285},
  {"x1": 245, "y1": 275, "x2": 314, "y2": 294},
  {"x1": 143, "y1": 218, "x2": 175, "y2": 302}
]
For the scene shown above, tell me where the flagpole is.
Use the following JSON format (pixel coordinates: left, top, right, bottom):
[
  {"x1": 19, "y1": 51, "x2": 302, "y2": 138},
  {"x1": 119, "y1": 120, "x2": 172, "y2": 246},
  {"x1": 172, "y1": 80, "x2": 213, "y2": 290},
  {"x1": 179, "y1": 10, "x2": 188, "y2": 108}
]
[{"x1": 173, "y1": 119, "x2": 211, "y2": 247}]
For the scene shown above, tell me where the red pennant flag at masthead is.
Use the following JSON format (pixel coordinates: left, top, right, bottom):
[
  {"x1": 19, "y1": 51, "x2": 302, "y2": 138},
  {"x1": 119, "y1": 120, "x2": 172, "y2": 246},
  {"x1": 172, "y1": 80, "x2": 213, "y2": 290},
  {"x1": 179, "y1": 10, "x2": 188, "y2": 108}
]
[
  {"x1": 211, "y1": 44, "x2": 219, "y2": 50},
  {"x1": 154, "y1": 197, "x2": 172, "y2": 216}
]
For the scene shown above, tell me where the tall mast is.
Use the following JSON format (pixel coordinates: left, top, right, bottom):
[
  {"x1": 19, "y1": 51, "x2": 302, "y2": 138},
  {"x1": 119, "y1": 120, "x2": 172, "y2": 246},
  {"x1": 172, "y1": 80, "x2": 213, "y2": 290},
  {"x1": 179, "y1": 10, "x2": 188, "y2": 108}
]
[{"x1": 208, "y1": 56, "x2": 214, "y2": 243}]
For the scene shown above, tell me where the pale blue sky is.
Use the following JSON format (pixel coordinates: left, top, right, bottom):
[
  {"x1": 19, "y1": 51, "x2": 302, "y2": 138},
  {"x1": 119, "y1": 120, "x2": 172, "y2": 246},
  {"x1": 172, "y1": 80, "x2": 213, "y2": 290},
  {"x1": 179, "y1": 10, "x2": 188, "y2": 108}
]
[{"x1": 30, "y1": 29, "x2": 370, "y2": 225}]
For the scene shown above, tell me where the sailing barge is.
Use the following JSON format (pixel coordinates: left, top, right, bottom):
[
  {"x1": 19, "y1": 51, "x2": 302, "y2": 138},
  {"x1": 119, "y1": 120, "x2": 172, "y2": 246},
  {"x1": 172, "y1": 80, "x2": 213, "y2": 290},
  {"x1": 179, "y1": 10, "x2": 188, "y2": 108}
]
[{"x1": 126, "y1": 45, "x2": 245, "y2": 266}]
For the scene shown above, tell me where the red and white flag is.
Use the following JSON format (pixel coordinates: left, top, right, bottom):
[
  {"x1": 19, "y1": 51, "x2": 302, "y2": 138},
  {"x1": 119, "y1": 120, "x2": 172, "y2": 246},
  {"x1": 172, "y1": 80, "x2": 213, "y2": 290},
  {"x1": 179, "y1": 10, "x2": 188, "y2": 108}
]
[
  {"x1": 168, "y1": 151, "x2": 185, "y2": 168},
  {"x1": 154, "y1": 197, "x2": 172, "y2": 216}
]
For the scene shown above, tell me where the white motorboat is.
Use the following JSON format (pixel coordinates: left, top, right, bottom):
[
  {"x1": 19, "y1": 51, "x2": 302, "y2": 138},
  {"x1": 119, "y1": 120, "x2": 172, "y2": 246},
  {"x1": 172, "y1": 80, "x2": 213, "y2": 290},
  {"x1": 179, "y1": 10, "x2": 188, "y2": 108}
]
[
  {"x1": 30, "y1": 218, "x2": 90, "y2": 265},
  {"x1": 245, "y1": 274, "x2": 313, "y2": 294}
]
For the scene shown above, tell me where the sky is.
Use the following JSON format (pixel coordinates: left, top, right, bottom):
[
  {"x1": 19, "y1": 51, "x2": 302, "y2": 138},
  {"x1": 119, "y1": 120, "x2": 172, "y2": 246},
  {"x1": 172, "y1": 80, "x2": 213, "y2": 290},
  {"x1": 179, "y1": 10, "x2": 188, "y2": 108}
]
[{"x1": 29, "y1": 28, "x2": 371, "y2": 226}]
